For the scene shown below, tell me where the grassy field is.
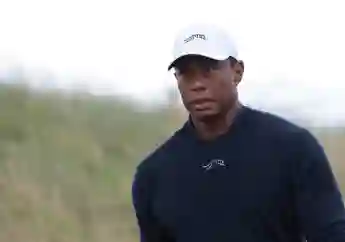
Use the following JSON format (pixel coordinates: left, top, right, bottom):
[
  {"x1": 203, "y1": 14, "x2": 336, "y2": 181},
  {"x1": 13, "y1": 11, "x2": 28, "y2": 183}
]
[{"x1": 0, "y1": 84, "x2": 344, "y2": 242}]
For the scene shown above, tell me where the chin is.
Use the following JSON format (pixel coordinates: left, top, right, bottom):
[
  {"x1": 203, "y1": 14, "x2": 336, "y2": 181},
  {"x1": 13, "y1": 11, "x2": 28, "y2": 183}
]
[{"x1": 191, "y1": 110, "x2": 220, "y2": 122}]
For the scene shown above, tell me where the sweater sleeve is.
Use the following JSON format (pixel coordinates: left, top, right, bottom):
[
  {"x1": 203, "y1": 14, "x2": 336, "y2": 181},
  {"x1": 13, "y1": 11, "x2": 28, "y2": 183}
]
[
  {"x1": 132, "y1": 162, "x2": 175, "y2": 242},
  {"x1": 292, "y1": 129, "x2": 345, "y2": 242}
]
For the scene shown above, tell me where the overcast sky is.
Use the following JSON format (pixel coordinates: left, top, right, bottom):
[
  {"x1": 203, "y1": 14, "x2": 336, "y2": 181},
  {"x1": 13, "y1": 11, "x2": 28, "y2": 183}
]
[{"x1": 0, "y1": 0, "x2": 344, "y2": 125}]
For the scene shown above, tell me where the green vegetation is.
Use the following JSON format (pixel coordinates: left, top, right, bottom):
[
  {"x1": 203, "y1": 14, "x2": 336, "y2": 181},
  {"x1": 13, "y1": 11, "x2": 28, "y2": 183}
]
[{"x1": 0, "y1": 83, "x2": 344, "y2": 242}]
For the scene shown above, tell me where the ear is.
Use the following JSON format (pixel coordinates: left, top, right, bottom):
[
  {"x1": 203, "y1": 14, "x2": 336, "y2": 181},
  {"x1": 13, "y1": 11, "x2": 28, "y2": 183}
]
[{"x1": 234, "y1": 60, "x2": 244, "y2": 85}]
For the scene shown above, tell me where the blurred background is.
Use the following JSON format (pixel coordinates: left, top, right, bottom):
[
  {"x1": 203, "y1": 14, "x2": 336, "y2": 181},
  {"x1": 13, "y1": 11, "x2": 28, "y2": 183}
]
[{"x1": 0, "y1": 0, "x2": 344, "y2": 241}]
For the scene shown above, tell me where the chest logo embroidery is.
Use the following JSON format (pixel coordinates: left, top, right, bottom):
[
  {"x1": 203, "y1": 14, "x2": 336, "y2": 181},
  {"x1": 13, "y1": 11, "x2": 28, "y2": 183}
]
[{"x1": 201, "y1": 159, "x2": 226, "y2": 171}]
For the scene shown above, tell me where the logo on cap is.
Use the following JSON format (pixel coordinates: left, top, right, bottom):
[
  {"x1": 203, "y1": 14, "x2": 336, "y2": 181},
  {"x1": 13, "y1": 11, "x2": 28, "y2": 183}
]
[{"x1": 184, "y1": 34, "x2": 207, "y2": 43}]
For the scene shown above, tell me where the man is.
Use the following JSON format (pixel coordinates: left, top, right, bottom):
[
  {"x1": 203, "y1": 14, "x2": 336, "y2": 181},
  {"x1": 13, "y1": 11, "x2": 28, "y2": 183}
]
[{"x1": 132, "y1": 23, "x2": 345, "y2": 242}]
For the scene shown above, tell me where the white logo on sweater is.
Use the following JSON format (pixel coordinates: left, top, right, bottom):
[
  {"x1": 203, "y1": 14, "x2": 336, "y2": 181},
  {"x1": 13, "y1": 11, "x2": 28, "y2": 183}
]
[{"x1": 202, "y1": 159, "x2": 226, "y2": 171}]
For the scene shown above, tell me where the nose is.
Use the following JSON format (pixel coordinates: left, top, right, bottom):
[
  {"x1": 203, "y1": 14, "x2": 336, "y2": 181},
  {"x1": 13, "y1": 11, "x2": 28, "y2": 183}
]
[{"x1": 189, "y1": 77, "x2": 207, "y2": 92}]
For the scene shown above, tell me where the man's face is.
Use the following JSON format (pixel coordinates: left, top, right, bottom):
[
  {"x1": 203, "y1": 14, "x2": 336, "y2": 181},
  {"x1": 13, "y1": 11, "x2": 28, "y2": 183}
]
[{"x1": 173, "y1": 56, "x2": 240, "y2": 121}]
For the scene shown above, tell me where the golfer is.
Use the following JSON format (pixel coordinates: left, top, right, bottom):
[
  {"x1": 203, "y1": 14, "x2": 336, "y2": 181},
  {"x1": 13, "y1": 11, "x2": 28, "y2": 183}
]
[{"x1": 132, "y1": 23, "x2": 345, "y2": 242}]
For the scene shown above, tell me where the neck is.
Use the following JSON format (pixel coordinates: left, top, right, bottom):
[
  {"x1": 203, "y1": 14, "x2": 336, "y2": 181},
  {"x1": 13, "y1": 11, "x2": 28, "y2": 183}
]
[{"x1": 191, "y1": 102, "x2": 242, "y2": 141}]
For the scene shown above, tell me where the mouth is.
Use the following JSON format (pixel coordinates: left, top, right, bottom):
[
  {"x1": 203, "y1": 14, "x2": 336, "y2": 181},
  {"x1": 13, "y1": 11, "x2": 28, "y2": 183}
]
[
  {"x1": 190, "y1": 97, "x2": 215, "y2": 104},
  {"x1": 189, "y1": 98, "x2": 215, "y2": 110}
]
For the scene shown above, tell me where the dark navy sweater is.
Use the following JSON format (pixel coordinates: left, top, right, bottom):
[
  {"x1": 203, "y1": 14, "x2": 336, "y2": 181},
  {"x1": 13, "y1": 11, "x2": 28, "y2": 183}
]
[{"x1": 132, "y1": 106, "x2": 345, "y2": 242}]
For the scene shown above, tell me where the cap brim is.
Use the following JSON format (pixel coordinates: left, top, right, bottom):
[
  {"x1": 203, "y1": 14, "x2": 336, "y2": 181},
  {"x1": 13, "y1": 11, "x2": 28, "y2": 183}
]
[{"x1": 167, "y1": 52, "x2": 229, "y2": 71}]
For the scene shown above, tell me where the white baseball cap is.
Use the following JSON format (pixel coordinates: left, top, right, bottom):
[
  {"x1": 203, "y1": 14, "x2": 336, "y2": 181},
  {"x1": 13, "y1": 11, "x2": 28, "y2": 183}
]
[{"x1": 168, "y1": 23, "x2": 239, "y2": 70}]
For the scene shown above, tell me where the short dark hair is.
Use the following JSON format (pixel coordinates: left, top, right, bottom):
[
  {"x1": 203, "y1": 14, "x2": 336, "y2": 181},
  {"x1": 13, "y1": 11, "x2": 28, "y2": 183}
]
[{"x1": 227, "y1": 57, "x2": 245, "y2": 69}]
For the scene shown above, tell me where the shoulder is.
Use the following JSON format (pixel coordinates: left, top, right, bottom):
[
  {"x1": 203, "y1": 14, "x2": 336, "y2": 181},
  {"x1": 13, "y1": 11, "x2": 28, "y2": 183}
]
[
  {"x1": 134, "y1": 124, "x2": 188, "y2": 179},
  {"x1": 245, "y1": 106, "x2": 312, "y2": 137},
  {"x1": 247, "y1": 107, "x2": 326, "y2": 164},
  {"x1": 244, "y1": 106, "x2": 321, "y2": 152}
]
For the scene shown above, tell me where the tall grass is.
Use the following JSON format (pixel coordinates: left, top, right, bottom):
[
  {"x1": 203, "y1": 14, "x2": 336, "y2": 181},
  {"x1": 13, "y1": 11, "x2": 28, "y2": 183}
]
[{"x1": 0, "y1": 84, "x2": 183, "y2": 242}]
